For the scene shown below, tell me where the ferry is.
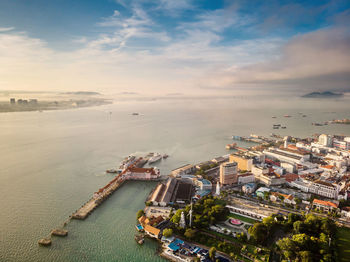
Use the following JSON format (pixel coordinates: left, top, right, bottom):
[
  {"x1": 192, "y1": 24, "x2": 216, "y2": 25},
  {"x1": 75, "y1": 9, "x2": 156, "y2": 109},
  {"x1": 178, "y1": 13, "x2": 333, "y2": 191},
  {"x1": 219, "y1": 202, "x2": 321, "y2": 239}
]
[{"x1": 148, "y1": 153, "x2": 162, "y2": 164}]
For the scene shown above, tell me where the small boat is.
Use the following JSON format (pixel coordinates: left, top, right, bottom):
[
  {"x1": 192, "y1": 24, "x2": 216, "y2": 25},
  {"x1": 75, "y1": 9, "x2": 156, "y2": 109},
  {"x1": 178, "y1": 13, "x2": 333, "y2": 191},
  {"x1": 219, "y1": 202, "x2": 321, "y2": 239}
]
[
  {"x1": 162, "y1": 154, "x2": 169, "y2": 159},
  {"x1": 148, "y1": 153, "x2": 162, "y2": 164},
  {"x1": 281, "y1": 126, "x2": 287, "y2": 129},
  {"x1": 226, "y1": 143, "x2": 237, "y2": 150},
  {"x1": 272, "y1": 116, "x2": 277, "y2": 118},
  {"x1": 38, "y1": 238, "x2": 51, "y2": 246},
  {"x1": 132, "y1": 113, "x2": 139, "y2": 116},
  {"x1": 302, "y1": 115, "x2": 307, "y2": 117},
  {"x1": 284, "y1": 115, "x2": 291, "y2": 118},
  {"x1": 312, "y1": 123, "x2": 323, "y2": 126},
  {"x1": 273, "y1": 126, "x2": 279, "y2": 129},
  {"x1": 106, "y1": 169, "x2": 119, "y2": 174}
]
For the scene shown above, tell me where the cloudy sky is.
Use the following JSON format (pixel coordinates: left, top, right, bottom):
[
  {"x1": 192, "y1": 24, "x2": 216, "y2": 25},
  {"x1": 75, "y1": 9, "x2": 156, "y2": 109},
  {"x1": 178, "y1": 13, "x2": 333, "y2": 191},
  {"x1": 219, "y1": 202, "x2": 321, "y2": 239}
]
[{"x1": 0, "y1": 0, "x2": 349, "y2": 95}]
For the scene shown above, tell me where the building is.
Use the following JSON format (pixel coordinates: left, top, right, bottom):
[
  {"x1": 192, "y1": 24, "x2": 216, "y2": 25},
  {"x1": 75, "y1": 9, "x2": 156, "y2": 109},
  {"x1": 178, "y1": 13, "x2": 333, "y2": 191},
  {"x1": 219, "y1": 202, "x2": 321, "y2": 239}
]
[
  {"x1": 252, "y1": 165, "x2": 269, "y2": 179},
  {"x1": 270, "y1": 192, "x2": 295, "y2": 205},
  {"x1": 333, "y1": 140, "x2": 350, "y2": 150},
  {"x1": 312, "y1": 199, "x2": 338, "y2": 212},
  {"x1": 229, "y1": 154, "x2": 253, "y2": 171},
  {"x1": 341, "y1": 207, "x2": 350, "y2": 218},
  {"x1": 219, "y1": 162, "x2": 238, "y2": 185},
  {"x1": 138, "y1": 216, "x2": 161, "y2": 239},
  {"x1": 170, "y1": 164, "x2": 195, "y2": 177},
  {"x1": 263, "y1": 148, "x2": 310, "y2": 164},
  {"x1": 258, "y1": 173, "x2": 286, "y2": 186},
  {"x1": 123, "y1": 167, "x2": 160, "y2": 180},
  {"x1": 318, "y1": 134, "x2": 333, "y2": 147},
  {"x1": 308, "y1": 180, "x2": 339, "y2": 199},
  {"x1": 242, "y1": 183, "x2": 257, "y2": 194},
  {"x1": 256, "y1": 187, "x2": 271, "y2": 198},
  {"x1": 237, "y1": 172, "x2": 255, "y2": 184},
  {"x1": 211, "y1": 155, "x2": 229, "y2": 164},
  {"x1": 149, "y1": 177, "x2": 194, "y2": 206}
]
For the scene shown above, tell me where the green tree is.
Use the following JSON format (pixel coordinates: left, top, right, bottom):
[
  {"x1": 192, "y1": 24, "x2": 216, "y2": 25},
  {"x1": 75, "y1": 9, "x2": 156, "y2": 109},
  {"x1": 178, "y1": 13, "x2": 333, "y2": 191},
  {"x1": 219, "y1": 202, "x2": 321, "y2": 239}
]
[
  {"x1": 248, "y1": 222, "x2": 268, "y2": 243},
  {"x1": 136, "y1": 209, "x2": 144, "y2": 219},
  {"x1": 209, "y1": 247, "x2": 217, "y2": 260},
  {"x1": 162, "y1": 228, "x2": 173, "y2": 237},
  {"x1": 184, "y1": 228, "x2": 196, "y2": 239}
]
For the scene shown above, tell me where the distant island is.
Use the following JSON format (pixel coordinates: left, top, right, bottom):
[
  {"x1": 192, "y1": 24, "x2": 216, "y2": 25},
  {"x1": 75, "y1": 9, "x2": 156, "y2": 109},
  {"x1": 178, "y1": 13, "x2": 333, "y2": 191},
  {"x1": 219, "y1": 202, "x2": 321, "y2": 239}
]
[{"x1": 302, "y1": 91, "x2": 344, "y2": 98}]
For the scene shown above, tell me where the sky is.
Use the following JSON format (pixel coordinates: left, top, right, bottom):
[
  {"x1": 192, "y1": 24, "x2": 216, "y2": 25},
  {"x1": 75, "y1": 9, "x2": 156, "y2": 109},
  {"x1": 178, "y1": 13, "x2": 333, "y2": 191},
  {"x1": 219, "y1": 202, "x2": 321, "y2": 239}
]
[{"x1": 0, "y1": 0, "x2": 349, "y2": 96}]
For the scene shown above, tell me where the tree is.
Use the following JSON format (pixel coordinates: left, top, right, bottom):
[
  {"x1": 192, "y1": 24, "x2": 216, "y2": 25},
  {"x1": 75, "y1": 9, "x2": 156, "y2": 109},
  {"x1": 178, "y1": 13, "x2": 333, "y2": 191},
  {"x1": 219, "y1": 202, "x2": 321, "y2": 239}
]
[
  {"x1": 184, "y1": 228, "x2": 196, "y2": 239},
  {"x1": 136, "y1": 209, "x2": 144, "y2": 219},
  {"x1": 162, "y1": 228, "x2": 173, "y2": 237},
  {"x1": 248, "y1": 223, "x2": 268, "y2": 243},
  {"x1": 209, "y1": 247, "x2": 217, "y2": 260}
]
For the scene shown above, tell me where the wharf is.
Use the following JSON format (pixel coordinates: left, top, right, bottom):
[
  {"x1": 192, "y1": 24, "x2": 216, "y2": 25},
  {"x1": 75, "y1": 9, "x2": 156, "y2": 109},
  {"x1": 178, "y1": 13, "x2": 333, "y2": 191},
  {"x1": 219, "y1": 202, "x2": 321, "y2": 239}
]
[{"x1": 72, "y1": 178, "x2": 125, "y2": 220}]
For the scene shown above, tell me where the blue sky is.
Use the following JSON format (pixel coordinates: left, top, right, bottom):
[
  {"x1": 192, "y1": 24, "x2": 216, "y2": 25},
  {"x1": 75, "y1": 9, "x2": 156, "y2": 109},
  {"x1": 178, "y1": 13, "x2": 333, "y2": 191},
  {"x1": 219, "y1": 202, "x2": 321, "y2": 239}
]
[{"x1": 0, "y1": 0, "x2": 349, "y2": 95}]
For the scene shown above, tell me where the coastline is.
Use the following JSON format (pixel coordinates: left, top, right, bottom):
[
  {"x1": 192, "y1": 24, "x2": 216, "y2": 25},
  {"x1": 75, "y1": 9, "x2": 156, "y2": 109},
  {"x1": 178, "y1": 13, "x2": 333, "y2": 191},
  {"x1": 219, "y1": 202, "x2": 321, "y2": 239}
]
[{"x1": 0, "y1": 99, "x2": 112, "y2": 113}]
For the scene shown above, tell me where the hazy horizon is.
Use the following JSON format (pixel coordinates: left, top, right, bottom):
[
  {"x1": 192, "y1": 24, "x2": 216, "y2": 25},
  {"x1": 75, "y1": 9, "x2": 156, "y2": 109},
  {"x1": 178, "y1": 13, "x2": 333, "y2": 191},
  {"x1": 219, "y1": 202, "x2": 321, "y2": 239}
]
[{"x1": 0, "y1": 0, "x2": 349, "y2": 96}]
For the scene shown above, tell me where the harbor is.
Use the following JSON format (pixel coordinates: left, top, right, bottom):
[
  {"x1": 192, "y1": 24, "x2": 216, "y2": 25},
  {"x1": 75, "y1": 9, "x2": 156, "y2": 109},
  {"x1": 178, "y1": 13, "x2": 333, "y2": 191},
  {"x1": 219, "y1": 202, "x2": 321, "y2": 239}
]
[{"x1": 39, "y1": 153, "x2": 165, "y2": 245}]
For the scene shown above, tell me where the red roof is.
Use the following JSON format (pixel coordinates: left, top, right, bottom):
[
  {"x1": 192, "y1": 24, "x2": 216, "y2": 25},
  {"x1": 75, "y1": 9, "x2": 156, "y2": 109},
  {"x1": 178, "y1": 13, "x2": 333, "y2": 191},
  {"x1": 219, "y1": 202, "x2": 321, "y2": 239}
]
[
  {"x1": 285, "y1": 173, "x2": 299, "y2": 183},
  {"x1": 313, "y1": 199, "x2": 338, "y2": 208}
]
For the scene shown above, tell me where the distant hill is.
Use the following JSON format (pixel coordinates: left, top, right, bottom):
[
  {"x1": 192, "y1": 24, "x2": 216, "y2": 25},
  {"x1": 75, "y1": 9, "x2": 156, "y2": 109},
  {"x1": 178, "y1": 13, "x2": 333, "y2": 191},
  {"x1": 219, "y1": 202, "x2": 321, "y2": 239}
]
[
  {"x1": 302, "y1": 91, "x2": 344, "y2": 98},
  {"x1": 61, "y1": 91, "x2": 101, "y2": 95}
]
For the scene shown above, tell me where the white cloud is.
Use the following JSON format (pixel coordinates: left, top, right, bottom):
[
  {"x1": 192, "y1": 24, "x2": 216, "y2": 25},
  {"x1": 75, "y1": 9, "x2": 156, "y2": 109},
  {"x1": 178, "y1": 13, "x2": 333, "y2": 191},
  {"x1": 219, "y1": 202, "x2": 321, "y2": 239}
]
[{"x1": 0, "y1": 27, "x2": 14, "y2": 32}]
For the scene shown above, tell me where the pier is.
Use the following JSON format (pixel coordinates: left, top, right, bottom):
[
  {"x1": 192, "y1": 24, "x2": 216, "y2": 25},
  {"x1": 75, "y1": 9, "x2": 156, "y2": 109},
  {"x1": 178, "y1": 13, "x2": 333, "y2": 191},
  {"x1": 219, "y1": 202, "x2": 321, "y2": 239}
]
[{"x1": 39, "y1": 158, "x2": 161, "y2": 246}]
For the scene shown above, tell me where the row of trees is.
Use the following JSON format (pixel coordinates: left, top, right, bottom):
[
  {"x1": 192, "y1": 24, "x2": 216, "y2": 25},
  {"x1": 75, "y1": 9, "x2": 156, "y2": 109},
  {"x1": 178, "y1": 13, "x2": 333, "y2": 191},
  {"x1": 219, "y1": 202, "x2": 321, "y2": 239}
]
[{"x1": 170, "y1": 195, "x2": 229, "y2": 229}]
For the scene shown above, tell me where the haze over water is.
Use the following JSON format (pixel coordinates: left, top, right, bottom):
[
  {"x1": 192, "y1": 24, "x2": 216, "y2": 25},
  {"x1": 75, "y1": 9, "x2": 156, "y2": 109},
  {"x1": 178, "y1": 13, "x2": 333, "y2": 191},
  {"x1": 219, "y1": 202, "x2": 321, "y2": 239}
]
[{"x1": 1, "y1": 96, "x2": 350, "y2": 262}]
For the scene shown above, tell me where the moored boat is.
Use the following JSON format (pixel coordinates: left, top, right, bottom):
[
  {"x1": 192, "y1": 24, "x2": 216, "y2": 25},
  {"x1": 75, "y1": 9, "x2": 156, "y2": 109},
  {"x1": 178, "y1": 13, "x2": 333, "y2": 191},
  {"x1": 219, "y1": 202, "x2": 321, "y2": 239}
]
[{"x1": 148, "y1": 153, "x2": 162, "y2": 164}]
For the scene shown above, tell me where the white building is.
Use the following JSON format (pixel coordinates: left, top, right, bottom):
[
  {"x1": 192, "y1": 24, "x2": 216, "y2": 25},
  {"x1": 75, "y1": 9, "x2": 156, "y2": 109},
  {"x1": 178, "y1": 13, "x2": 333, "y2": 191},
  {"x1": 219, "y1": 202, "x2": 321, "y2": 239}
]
[
  {"x1": 318, "y1": 134, "x2": 333, "y2": 147},
  {"x1": 237, "y1": 173, "x2": 255, "y2": 184},
  {"x1": 309, "y1": 180, "x2": 340, "y2": 199}
]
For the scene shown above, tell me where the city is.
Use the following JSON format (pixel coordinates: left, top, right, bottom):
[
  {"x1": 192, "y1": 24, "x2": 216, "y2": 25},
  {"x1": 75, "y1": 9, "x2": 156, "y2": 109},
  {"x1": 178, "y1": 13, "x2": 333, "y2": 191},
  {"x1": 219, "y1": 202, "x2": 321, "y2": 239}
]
[{"x1": 135, "y1": 133, "x2": 350, "y2": 261}]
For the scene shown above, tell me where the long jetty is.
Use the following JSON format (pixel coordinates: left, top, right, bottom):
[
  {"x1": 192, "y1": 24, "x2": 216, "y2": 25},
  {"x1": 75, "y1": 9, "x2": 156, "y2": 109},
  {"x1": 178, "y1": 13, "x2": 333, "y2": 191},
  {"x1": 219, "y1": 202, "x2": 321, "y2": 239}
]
[{"x1": 39, "y1": 156, "x2": 162, "y2": 246}]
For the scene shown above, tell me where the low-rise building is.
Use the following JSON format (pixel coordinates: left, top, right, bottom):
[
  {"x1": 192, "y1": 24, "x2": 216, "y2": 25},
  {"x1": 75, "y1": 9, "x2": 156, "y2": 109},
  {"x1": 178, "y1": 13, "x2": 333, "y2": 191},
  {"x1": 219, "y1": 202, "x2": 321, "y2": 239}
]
[
  {"x1": 309, "y1": 180, "x2": 339, "y2": 199},
  {"x1": 237, "y1": 172, "x2": 255, "y2": 184},
  {"x1": 242, "y1": 183, "x2": 257, "y2": 194},
  {"x1": 312, "y1": 199, "x2": 338, "y2": 212}
]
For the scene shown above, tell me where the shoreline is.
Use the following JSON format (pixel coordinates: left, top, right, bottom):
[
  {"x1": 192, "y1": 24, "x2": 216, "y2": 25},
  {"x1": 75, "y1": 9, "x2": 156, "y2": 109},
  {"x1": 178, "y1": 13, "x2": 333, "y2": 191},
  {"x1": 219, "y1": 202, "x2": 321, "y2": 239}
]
[{"x1": 0, "y1": 99, "x2": 112, "y2": 113}]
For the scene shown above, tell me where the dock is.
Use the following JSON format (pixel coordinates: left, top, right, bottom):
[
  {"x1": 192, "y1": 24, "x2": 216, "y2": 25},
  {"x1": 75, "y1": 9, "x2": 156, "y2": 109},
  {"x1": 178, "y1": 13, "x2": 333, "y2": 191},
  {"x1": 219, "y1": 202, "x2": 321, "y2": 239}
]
[{"x1": 39, "y1": 155, "x2": 162, "y2": 246}]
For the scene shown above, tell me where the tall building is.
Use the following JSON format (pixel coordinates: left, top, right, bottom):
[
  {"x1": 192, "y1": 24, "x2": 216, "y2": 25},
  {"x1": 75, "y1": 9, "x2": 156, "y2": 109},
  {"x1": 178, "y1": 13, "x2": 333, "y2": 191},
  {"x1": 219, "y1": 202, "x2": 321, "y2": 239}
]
[
  {"x1": 220, "y1": 162, "x2": 238, "y2": 185},
  {"x1": 229, "y1": 154, "x2": 253, "y2": 171},
  {"x1": 318, "y1": 134, "x2": 332, "y2": 147}
]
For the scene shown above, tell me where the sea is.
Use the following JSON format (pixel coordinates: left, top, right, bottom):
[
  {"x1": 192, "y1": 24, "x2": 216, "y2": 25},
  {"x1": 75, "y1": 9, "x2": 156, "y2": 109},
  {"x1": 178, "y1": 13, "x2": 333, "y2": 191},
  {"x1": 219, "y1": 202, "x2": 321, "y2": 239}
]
[{"x1": 1, "y1": 95, "x2": 350, "y2": 262}]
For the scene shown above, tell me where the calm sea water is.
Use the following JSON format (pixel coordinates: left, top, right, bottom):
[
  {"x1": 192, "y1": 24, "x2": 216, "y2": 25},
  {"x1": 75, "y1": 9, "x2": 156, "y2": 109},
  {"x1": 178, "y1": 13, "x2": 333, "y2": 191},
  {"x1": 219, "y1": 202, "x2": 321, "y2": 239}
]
[{"x1": 1, "y1": 96, "x2": 350, "y2": 262}]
